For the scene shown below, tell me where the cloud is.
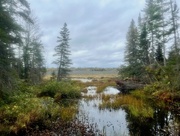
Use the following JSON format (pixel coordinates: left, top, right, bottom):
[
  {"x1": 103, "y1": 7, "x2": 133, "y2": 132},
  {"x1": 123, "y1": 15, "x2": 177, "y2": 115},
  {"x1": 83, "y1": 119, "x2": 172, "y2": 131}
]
[{"x1": 29, "y1": 0, "x2": 178, "y2": 68}]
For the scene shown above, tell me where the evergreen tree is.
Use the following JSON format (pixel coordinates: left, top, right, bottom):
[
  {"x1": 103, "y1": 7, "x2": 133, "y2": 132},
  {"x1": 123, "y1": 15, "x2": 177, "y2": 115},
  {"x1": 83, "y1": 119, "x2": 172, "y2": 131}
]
[
  {"x1": 159, "y1": 0, "x2": 171, "y2": 66},
  {"x1": 21, "y1": 12, "x2": 45, "y2": 83},
  {"x1": 155, "y1": 43, "x2": 164, "y2": 63},
  {"x1": 139, "y1": 23, "x2": 150, "y2": 65},
  {"x1": 0, "y1": 0, "x2": 30, "y2": 92},
  {"x1": 144, "y1": 0, "x2": 164, "y2": 64},
  {"x1": 169, "y1": 0, "x2": 180, "y2": 56},
  {"x1": 122, "y1": 19, "x2": 143, "y2": 78},
  {"x1": 30, "y1": 39, "x2": 45, "y2": 84},
  {"x1": 125, "y1": 19, "x2": 139, "y2": 65},
  {"x1": 53, "y1": 23, "x2": 72, "y2": 81}
]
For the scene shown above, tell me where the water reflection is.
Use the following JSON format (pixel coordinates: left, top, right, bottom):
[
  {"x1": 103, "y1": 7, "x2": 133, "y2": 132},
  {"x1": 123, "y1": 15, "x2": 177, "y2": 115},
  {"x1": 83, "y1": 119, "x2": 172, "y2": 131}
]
[
  {"x1": 126, "y1": 108, "x2": 180, "y2": 136},
  {"x1": 78, "y1": 87, "x2": 129, "y2": 136},
  {"x1": 72, "y1": 78, "x2": 92, "y2": 82},
  {"x1": 78, "y1": 86, "x2": 180, "y2": 136},
  {"x1": 103, "y1": 87, "x2": 120, "y2": 95}
]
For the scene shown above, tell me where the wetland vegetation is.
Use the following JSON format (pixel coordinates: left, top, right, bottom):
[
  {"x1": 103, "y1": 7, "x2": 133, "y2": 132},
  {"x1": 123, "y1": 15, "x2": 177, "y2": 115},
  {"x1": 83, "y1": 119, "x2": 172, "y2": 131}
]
[
  {"x1": 0, "y1": 76, "x2": 179, "y2": 135},
  {"x1": 1, "y1": 0, "x2": 180, "y2": 135}
]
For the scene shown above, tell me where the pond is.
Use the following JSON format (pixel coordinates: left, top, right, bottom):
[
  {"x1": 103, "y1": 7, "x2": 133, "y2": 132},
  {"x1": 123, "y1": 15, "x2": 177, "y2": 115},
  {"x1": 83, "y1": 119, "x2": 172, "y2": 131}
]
[
  {"x1": 77, "y1": 86, "x2": 180, "y2": 136},
  {"x1": 72, "y1": 78, "x2": 93, "y2": 83}
]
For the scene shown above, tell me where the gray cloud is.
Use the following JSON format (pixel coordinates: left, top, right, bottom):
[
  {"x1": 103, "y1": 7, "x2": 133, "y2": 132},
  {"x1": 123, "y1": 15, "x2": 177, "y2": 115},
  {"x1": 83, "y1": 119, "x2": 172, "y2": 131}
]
[{"x1": 29, "y1": 0, "x2": 179, "y2": 68}]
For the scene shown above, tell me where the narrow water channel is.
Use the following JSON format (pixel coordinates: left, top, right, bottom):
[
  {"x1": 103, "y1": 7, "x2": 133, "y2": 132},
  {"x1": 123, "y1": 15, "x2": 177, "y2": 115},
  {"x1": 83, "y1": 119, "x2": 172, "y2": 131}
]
[
  {"x1": 76, "y1": 86, "x2": 180, "y2": 136},
  {"x1": 78, "y1": 86, "x2": 129, "y2": 136}
]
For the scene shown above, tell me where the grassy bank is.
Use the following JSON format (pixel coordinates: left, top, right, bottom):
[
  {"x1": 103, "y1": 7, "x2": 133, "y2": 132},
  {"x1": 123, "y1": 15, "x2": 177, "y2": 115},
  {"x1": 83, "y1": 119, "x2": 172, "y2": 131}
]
[
  {"x1": 99, "y1": 81, "x2": 180, "y2": 120},
  {"x1": 99, "y1": 94, "x2": 154, "y2": 119}
]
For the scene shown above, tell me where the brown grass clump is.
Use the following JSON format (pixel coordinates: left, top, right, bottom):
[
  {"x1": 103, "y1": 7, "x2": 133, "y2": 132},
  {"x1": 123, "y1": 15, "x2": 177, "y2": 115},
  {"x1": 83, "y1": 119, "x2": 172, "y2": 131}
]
[{"x1": 101, "y1": 94, "x2": 112, "y2": 102}]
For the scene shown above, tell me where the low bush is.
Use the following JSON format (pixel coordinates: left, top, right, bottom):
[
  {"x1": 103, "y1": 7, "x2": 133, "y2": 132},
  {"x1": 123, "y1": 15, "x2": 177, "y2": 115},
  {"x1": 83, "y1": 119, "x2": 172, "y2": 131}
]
[
  {"x1": 38, "y1": 81, "x2": 81, "y2": 99},
  {"x1": 0, "y1": 80, "x2": 81, "y2": 135},
  {"x1": 0, "y1": 97, "x2": 61, "y2": 134}
]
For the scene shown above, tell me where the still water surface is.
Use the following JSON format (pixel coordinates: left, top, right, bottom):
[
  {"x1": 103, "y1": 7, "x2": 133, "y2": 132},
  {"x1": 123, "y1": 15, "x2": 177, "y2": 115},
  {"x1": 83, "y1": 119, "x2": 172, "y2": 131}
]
[
  {"x1": 77, "y1": 86, "x2": 180, "y2": 136},
  {"x1": 78, "y1": 86, "x2": 129, "y2": 135}
]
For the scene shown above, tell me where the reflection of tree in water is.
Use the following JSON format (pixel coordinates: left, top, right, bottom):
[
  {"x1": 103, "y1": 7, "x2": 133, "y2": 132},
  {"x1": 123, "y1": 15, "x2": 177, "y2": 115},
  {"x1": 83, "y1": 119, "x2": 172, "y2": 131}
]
[
  {"x1": 152, "y1": 108, "x2": 169, "y2": 135},
  {"x1": 125, "y1": 109, "x2": 154, "y2": 136},
  {"x1": 125, "y1": 108, "x2": 180, "y2": 136}
]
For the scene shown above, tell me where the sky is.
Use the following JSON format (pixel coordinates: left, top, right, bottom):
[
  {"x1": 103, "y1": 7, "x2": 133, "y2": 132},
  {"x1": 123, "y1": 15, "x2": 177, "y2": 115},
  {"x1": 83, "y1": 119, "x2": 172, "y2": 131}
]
[{"x1": 28, "y1": 0, "x2": 180, "y2": 68}]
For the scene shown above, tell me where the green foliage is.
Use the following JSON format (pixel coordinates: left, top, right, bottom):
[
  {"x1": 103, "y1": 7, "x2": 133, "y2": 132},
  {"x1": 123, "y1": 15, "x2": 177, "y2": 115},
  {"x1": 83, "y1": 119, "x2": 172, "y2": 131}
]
[
  {"x1": 125, "y1": 19, "x2": 139, "y2": 66},
  {"x1": 53, "y1": 23, "x2": 72, "y2": 81},
  {"x1": 118, "y1": 64, "x2": 146, "y2": 81},
  {"x1": 144, "y1": 82, "x2": 167, "y2": 94},
  {"x1": 0, "y1": 97, "x2": 62, "y2": 134},
  {"x1": 38, "y1": 81, "x2": 81, "y2": 99},
  {"x1": 120, "y1": 0, "x2": 180, "y2": 91},
  {"x1": 139, "y1": 23, "x2": 149, "y2": 65},
  {"x1": 0, "y1": 81, "x2": 80, "y2": 135},
  {"x1": 155, "y1": 44, "x2": 164, "y2": 64},
  {"x1": 21, "y1": 12, "x2": 45, "y2": 84},
  {"x1": 0, "y1": 2, "x2": 20, "y2": 93},
  {"x1": 131, "y1": 90, "x2": 147, "y2": 100}
]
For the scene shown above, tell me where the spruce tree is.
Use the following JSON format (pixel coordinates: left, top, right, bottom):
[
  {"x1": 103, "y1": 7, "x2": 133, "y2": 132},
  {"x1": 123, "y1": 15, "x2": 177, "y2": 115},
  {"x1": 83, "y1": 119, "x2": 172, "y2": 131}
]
[
  {"x1": 144, "y1": 0, "x2": 164, "y2": 64},
  {"x1": 123, "y1": 19, "x2": 141, "y2": 78},
  {"x1": 155, "y1": 44, "x2": 164, "y2": 63},
  {"x1": 0, "y1": 0, "x2": 29, "y2": 92},
  {"x1": 139, "y1": 23, "x2": 150, "y2": 65},
  {"x1": 125, "y1": 19, "x2": 139, "y2": 65},
  {"x1": 53, "y1": 23, "x2": 72, "y2": 81}
]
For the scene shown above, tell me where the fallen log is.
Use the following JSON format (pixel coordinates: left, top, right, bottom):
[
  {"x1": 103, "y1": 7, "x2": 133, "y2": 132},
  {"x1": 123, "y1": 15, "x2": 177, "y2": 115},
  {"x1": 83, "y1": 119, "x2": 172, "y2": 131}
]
[{"x1": 116, "y1": 80, "x2": 144, "y2": 93}]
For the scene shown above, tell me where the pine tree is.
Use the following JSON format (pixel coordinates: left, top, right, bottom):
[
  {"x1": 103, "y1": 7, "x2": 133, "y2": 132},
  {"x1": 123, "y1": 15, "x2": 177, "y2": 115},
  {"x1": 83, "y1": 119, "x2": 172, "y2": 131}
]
[{"x1": 53, "y1": 23, "x2": 72, "y2": 81}]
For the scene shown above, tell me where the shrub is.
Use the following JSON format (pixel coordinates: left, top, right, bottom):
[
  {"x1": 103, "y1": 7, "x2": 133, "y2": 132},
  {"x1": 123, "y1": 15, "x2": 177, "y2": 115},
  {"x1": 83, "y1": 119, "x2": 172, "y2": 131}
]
[
  {"x1": 0, "y1": 80, "x2": 80, "y2": 135},
  {"x1": 38, "y1": 81, "x2": 81, "y2": 99},
  {"x1": 0, "y1": 97, "x2": 62, "y2": 134}
]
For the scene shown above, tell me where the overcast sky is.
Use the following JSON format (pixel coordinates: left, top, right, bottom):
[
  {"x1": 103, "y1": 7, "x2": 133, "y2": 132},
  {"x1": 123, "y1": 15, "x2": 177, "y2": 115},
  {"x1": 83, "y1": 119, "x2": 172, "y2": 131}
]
[{"x1": 28, "y1": 0, "x2": 180, "y2": 68}]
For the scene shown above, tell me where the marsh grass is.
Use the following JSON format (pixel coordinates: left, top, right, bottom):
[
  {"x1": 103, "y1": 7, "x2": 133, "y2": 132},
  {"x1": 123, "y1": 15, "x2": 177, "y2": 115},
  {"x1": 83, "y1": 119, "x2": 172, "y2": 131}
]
[
  {"x1": 79, "y1": 79, "x2": 116, "y2": 92},
  {"x1": 101, "y1": 94, "x2": 112, "y2": 102},
  {"x1": 99, "y1": 95, "x2": 154, "y2": 119},
  {"x1": 75, "y1": 78, "x2": 116, "y2": 94},
  {"x1": 59, "y1": 106, "x2": 78, "y2": 121},
  {"x1": 96, "y1": 80, "x2": 116, "y2": 93},
  {"x1": 82, "y1": 94, "x2": 98, "y2": 100}
]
